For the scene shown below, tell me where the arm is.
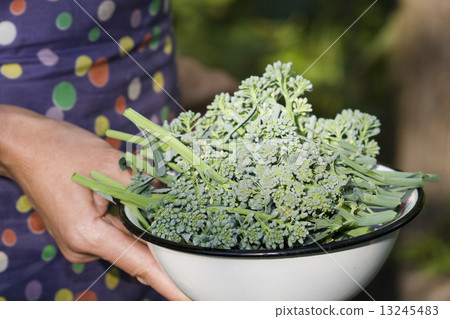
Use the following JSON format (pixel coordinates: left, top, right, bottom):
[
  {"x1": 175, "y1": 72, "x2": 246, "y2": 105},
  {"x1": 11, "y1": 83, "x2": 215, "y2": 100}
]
[
  {"x1": 178, "y1": 56, "x2": 238, "y2": 112},
  {"x1": 0, "y1": 105, "x2": 188, "y2": 301}
]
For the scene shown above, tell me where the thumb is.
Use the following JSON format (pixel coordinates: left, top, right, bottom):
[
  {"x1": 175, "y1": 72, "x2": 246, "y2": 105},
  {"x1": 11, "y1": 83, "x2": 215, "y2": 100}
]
[{"x1": 92, "y1": 221, "x2": 189, "y2": 301}]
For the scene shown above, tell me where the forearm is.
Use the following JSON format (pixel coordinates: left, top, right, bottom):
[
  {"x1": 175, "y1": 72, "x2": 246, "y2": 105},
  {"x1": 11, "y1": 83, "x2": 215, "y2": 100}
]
[{"x1": 0, "y1": 105, "x2": 47, "y2": 180}]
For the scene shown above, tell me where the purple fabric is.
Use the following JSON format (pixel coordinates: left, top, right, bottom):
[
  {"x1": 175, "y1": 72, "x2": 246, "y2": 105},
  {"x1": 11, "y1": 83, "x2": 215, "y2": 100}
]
[{"x1": 0, "y1": 0, "x2": 180, "y2": 300}]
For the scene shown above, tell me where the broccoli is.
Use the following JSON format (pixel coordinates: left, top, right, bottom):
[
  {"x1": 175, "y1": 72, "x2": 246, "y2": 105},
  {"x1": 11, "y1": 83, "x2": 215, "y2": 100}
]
[{"x1": 72, "y1": 61, "x2": 438, "y2": 250}]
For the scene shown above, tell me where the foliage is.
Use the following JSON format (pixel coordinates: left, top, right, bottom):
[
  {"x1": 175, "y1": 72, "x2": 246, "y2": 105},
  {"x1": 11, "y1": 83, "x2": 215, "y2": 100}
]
[{"x1": 172, "y1": 0, "x2": 396, "y2": 116}]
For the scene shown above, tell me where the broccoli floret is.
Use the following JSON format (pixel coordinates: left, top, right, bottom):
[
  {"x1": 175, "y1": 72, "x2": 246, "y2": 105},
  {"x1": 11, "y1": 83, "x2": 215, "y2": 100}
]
[{"x1": 73, "y1": 61, "x2": 439, "y2": 250}]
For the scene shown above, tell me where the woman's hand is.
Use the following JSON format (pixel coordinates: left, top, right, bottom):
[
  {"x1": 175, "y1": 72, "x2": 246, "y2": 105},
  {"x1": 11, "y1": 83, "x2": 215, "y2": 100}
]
[{"x1": 0, "y1": 105, "x2": 188, "y2": 301}]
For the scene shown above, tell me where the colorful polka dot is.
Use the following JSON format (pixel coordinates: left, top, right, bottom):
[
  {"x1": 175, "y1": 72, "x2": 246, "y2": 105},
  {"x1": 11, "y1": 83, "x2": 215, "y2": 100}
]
[
  {"x1": 75, "y1": 55, "x2": 92, "y2": 77},
  {"x1": 130, "y1": 9, "x2": 142, "y2": 28},
  {"x1": 88, "y1": 57, "x2": 109, "y2": 87},
  {"x1": 94, "y1": 115, "x2": 110, "y2": 136},
  {"x1": 119, "y1": 36, "x2": 134, "y2": 56},
  {"x1": 169, "y1": 111, "x2": 177, "y2": 122},
  {"x1": 149, "y1": 0, "x2": 161, "y2": 16},
  {"x1": 45, "y1": 106, "x2": 64, "y2": 120},
  {"x1": 0, "y1": 21, "x2": 17, "y2": 46},
  {"x1": 0, "y1": 252, "x2": 8, "y2": 273},
  {"x1": 150, "y1": 114, "x2": 160, "y2": 125},
  {"x1": 127, "y1": 77, "x2": 141, "y2": 101},
  {"x1": 28, "y1": 211, "x2": 46, "y2": 234},
  {"x1": 138, "y1": 33, "x2": 151, "y2": 52},
  {"x1": 105, "y1": 267, "x2": 120, "y2": 290},
  {"x1": 106, "y1": 137, "x2": 121, "y2": 149},
  {"x1": 114, "y1": 95, "x2": 126, "y2": 114},
  {"x1": 37, "y1": 48, "x2": 59, "y2": 66},
  {"x1": 72, "y1": 263, "x2": 85, "y2": 274},
  {"x1": 10, "y1": 0, "x2": 27, "y2": 16},
  {"x1": 53, "y1": 81, "x2": 77, "y2": 110},
  {"x1": 2, "y1": 229, "x2": 17, "y2": 247},
  {"x1": 16, "y1": 195, "x2": 32, "y2": 213},
  {"x1": 75, "y1": 290, "x2": 98, "y2": 301},
  {"x1": 98, "y1": 1, "x2": 115, "y2": 22},
  {"x1": 88, "y1": 27, "x2": 101, "y2": 42},
  {"x1": 25, "y1": 280, "x2": 42, "y2": 301},
  {"x1": 0, "y1": 63, "x2": 22, "y2": 79},
  {"x1": 161, "y1": 106, "x2": 170, "y2": 122},
  {"x1": 42, "y1": 244, "x2": 57, "y2": 261},
  {"x1": 56, "y1": 12, "x2": 72, "y2": 31},
  {"x1": 149, "y1": 26, "x2": 162, "y2": 50},
  {"x1": 55, "y1": 288, "x2": 74, "y2": 301},
  {"x1": 163, "y1": 35, "x2": 172, "y2": 55},
  {"x1": 153, "y1": 71, "x2": 164, "y2": 93},
  {"x1": 163, "y1": 0, "x2": 170, "y2": 13}
]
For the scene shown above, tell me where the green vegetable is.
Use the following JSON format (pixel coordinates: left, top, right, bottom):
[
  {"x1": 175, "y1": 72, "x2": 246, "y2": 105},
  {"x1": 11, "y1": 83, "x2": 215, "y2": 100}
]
[{"x1": 73, "y1": 61, "x2": 438, "y2": 250}]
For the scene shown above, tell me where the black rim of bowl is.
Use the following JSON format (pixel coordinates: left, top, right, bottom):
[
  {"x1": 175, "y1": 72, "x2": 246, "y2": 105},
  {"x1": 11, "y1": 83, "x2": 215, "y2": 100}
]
[{"x1": 118, "y1": 188, "x2": 424, "y2": 258}]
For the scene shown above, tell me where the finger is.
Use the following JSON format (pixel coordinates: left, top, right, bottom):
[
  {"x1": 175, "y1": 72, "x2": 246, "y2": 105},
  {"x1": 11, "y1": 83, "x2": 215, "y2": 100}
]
[
  {"x1": 92, "y1": 221, "x2": 189, "y2": 301},
  {"x1": 102, "y1": 212, "x2": 129, "y2": 234}
]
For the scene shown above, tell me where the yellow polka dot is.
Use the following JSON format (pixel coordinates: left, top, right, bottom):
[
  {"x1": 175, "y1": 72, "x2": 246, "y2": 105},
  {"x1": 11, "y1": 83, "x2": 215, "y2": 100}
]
[
  {"x1": 163, "y1": 36, "x2": 172, "y2": 55},
  {"x1": 0, "y1": 297, "x2": 6, "y2": 301},
  {"x1": 119, "y1": 36, "x2": 134, "y2": 56},
  {"x1": 16, "y1": 195, "x2": 32, "y2": 213},
  {"x1": 55, "y1": 288, "x2": 73, "y2": 301},
  {"x1": 1, "y1": 63, "x2": 22, "y2": 79},
  {"x1": 94, "y1": 115, "x2": 110, "y2": 137},
  {"x1": 105, "y1": 267, "x2": 120, "y2": 290},
  {"x1": 75, "y1": 55, "x2": 92, "y2": 77},
  {"x1": 153, "y1": 71, "x2": 164, "y2": 93}
]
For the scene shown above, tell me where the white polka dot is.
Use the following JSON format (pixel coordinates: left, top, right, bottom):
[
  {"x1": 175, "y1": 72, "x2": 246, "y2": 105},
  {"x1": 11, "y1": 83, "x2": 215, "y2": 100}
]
[
  {"x1": 151, "y1": 114, "x2": 160, "y2": 125},
  {"x1": 0, "y1": 251, "x2": 8, "y2": 273},
  {"x1": 130, "y1": 9, "x2": 142, "y2": 28},
  {"x1": 0, "y1": 21, "x2": 17, "y2": 46},
  {"x1": 25, "y1": 280, "x2": 42, "y2": 301},
  {"x1": 98, "y1": 1, "x2": 116, "y2": 22},
  {"x1": 45, "y1": 106, "x2": 64, "y2": 120},
  {"x1": 37, "y1": 48, "x2": 59, "y2": 66},
  {"x1": 127, "y1": 77, "x2": 142, "y2": 101},
  {"x1": 164, "y1": 0, "x2": 171, "y2": 13}
]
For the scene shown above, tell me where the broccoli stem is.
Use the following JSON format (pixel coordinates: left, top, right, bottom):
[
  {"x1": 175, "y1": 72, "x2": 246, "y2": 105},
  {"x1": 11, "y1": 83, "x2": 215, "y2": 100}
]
[
  {"x1": 89, "y1": 170, "x2": 128, "y2": 191},
  {"x1": 121, "y1": 201, "x2": 151, "y2": 229},
  {"x1": 105, "y1": 130, "x2": 148, "y2": 147},
  {"x1": 123, "y1": 152, "x2": 174, "y2": 185},
  {"x1": 123, "y1": 108, "x2": 227, "y2": 185},
  {"x1": 336, "y1": 206, "x2": 397, "y2": 227},
  {"x1": 72, "y1": 173, "x2": 164, "y2": 209},
  {"x1": 139, "y1": 149, "x2": 183, "y2": 173}
]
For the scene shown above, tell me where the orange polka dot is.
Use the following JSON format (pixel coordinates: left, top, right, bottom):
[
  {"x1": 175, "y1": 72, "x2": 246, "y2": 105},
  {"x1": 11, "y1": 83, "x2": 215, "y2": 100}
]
[
  {"x1": 88, "y1": 57, "x2": 109, "y2": 87},
  {"x1": 169, "y1": 111, "x2": 177, "y2": 122},
  {"x1": 2, "y1": 229, "x2": 17, "y2": 247},
  {"x1": 27, "y1": 212, "x2": 46, "y2": 234},
  {"x1": 10, "y1": 0, "x2": 26, "y2": 16},
  {"x1": 138, "y1": 33, "x2": 151, "y2": 52},
  {"x1": 114, "y1": 95, "x2": 127, "y2": 114},
  {"x1": 105, "y1": 137, "x2": 121, "y2": 149},
  {"x1": 74, "y1": 290, "x2": 98, "y2": 301}
]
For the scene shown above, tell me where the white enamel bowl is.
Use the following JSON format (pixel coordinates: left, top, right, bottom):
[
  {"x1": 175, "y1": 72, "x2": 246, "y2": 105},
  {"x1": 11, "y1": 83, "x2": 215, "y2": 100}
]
[{"x1": 120, "y1": 187, "x2": 424, "y2": 301}]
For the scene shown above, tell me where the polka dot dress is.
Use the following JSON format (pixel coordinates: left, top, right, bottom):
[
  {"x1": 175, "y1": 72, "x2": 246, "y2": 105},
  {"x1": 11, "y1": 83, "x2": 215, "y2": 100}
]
[{"x1": 0, "y1": 0, "x2": 179, "y2": 300}]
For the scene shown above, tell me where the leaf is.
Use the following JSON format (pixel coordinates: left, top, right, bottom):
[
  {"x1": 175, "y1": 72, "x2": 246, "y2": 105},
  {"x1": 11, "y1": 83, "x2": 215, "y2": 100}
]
[
  {"x1": 152, "y1": 188, "x2": 171, "y2": 194},
  {"x1": 95, "y1": 191, "x2": 115, "y2": 204},
  {"x1": 140, "y1": 128, "x2": 166, "y2": 177},
  {"x1": 118, "y1": 155, "x2": 128, "y2": 171}
]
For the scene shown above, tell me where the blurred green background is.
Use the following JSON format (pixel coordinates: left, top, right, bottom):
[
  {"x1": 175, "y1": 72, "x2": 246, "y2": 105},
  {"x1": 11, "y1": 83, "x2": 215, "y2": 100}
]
[
  {"x1": 172, "y1": 0, "x2": 450, "y2": 300},
  {"x1": 173, "y1": 0, "x2": 397, "y2": 161}
]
